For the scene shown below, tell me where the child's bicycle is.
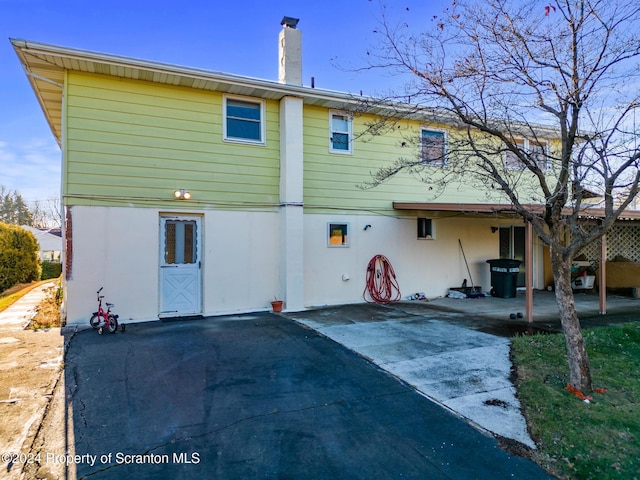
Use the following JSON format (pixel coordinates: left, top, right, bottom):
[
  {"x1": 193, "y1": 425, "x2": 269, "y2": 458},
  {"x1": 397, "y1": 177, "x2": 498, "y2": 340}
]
[{"x1": 89, "y1": 287, "x2": 124, "y2": 334}]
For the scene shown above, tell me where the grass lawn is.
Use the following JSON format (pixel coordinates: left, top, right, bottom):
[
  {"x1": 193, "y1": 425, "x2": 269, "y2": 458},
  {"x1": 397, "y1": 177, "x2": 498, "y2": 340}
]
[{"x1": 512, "y1": 323, "x2": 640, "y2": 479}]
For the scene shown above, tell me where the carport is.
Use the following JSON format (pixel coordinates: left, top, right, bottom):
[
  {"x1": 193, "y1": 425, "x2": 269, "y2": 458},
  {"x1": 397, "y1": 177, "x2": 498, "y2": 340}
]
[{"x1": 394, "y1": 202, "x2": 640, "y2": 321}]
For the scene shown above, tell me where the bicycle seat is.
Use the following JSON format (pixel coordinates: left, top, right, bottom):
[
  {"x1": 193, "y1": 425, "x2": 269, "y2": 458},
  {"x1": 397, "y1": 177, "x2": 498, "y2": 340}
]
[{"x1": 106, "y1": 302, "x2": 114, "y2": 308}]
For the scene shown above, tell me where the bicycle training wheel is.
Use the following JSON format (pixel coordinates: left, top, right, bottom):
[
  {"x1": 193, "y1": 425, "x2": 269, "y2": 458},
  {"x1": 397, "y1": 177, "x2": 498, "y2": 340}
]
[
  {"x1": 106, "y1": 314, "x2": 119, "y2": 334},
  {"x1": 90, "y1": 313, "x2": 100, "y2": 329}
]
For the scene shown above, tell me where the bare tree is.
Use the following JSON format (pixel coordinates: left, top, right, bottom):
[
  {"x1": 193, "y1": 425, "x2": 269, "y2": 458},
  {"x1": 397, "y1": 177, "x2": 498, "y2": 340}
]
[
  {"x1": 358, "y1": 0, "x2": 640, "y2": 391},
  {"x1": 30, "y1": 197, "x2": 62, "y2": 229}
]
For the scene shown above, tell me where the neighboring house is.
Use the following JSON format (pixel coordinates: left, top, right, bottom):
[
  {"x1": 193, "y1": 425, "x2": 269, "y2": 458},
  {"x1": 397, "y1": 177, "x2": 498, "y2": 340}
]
[
  {"x1": 20, "y1": 225, "x2": 62, "y2": 263},
  {"x1": 12, "y1": 20, "x2": 631, "y2": 326}
]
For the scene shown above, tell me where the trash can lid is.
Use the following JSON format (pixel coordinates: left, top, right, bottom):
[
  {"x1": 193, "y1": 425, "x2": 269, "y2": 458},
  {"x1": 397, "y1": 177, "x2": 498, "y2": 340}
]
[{"x1": 486, "y1": 258, "x2": 522, "y2": 267}]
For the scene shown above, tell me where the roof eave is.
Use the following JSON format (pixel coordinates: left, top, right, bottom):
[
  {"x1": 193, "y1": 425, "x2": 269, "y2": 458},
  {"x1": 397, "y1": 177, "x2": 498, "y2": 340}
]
[
  {"x1": 393, "y1": 202, "x2": 640, "y2": 221},
  {"x1": 11, "y1": 38, "x2": 564, "y2": 147},
  {"x1": 10, "y1": 38, "x2": 383, "y2": 145}
]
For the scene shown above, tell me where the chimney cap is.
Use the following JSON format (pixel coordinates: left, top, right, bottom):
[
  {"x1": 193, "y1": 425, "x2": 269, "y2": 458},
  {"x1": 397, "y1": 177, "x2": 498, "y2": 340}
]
[{"x1": 281, "y1": 16, "x2": 300, "y2": 29}]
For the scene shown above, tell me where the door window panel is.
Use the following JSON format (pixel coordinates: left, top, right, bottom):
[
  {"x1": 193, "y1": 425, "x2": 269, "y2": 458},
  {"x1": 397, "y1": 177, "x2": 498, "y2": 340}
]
[{"x1": 164, "y1": 220, "x2": 197, "y2": 264}]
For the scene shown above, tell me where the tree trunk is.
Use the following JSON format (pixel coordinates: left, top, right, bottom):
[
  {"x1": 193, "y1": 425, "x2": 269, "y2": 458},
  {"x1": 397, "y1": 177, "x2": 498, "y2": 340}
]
[{"x1": 551, "y1": 249, "x2": 593, "y2": 392}]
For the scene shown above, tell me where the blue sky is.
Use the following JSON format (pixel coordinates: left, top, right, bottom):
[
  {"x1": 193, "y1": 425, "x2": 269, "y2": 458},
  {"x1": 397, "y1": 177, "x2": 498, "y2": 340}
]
[{"x1": 0, "y1": 0, "x2": 449, "y2": 205}]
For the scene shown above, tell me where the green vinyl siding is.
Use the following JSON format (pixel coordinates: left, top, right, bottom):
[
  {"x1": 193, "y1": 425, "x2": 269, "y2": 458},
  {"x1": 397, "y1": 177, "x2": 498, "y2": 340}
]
[
  {"x1": 302, "y1": 106, "x2": 555, "y2": 214},
  {"x1": 64, "y1": 72, "x2": 280, "y2": 208},
  {"x1": 63, "y1": 72, "x2": 552, "y2": 213},
  {"x1": 302, "y1": 106, "x2": 493, "y2": 214}
]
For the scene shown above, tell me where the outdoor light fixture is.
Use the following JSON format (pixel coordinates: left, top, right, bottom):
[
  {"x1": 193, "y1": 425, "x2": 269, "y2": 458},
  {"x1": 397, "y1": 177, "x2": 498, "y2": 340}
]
[{"x1": 174, "y1": 189, "x2": 191, "y2": 200}]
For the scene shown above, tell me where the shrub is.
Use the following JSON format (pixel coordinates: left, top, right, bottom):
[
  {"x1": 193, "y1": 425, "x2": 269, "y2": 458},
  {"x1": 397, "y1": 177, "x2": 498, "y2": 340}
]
[
  {"x1": 40, "y1": 261, "x2": 62, "y2": 280},
  {"x1": 0, "y1": 223, "x2": 41, "y2": 292}
]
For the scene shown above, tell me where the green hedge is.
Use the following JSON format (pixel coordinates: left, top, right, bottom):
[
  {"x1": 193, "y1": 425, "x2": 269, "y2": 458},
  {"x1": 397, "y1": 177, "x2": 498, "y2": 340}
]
[
  {"x1": 0, "y1": 223, "x2": 41, "y2": 292},
  {"x1": 41, "y1": 262, "x2": 62, "y2": 280}
]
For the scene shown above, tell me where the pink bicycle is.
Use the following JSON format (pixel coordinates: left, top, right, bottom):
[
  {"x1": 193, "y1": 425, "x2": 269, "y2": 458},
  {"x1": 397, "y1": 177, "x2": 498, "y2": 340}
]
[{"x1": 89, "y1": 287, "x2": 123, "y2": 334}]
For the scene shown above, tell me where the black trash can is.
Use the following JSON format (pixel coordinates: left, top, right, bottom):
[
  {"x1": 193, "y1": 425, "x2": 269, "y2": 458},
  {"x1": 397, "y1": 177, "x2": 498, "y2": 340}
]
[{"x1": 486, "y1": 259, "x2": 521, "y2": 298}]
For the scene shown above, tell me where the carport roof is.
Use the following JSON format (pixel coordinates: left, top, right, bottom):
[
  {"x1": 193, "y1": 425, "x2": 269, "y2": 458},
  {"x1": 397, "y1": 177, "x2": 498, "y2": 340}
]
[{"x1": 393, "y1": 202, "x2": 640, "y2": 221}]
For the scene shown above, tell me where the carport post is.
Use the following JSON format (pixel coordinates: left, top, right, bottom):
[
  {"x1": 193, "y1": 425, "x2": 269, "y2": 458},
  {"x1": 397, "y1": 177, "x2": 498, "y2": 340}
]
[
  {"x1": 599, "y1": 233, "x2": 607, "y2": 314},
  {"x1": 525, "y1": 221, "x2": 533, "y2": 322}
]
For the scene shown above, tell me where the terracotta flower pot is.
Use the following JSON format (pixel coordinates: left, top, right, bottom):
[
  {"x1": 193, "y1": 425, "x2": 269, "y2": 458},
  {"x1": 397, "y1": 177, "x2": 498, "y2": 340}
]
[{"x1": 271, "y1": 300, "x2": 284, "y2": 313}]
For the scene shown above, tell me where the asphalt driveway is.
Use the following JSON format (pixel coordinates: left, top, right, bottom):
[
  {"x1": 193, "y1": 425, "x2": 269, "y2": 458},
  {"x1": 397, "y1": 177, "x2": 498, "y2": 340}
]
[{"x1": 62, "y1": 313, "x2": 552, "y2": 479}]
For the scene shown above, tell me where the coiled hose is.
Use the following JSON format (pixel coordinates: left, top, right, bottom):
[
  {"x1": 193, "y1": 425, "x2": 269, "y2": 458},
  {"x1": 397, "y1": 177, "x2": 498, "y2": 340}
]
[{"x1": 363, "y1": 254, "x2": 401, "y2": 304}]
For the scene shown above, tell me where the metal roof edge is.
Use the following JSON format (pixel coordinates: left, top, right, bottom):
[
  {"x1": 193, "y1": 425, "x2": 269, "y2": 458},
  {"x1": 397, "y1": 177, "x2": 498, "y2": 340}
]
[
  {"x1": 392, "y1": 201, "x2": 640, "y2": 220},
  {"x1": 10, "y1": 38, "x2": 371, "y2": 106},
  {"x1": 10, "y1": 38, "x2": 563, "y2": 140}
]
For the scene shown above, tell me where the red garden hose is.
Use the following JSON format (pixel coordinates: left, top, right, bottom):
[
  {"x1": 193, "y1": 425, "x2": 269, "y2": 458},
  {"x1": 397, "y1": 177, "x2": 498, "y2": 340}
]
[{"x1": 363, "y1": 255, "x2": 401, "y2": 304}]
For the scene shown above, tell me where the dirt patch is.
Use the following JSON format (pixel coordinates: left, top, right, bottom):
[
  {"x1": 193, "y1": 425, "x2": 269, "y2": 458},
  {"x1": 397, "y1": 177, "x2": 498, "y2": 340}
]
[
  {"x1": 0, "y1": 329, "x2": 64, "y2": 479},
  {"x1": 496, "y1": 434, "x2": 536, "y2": 459},
  {"x1": 484, "y1": 398, "x2": 509, "y2": 408},
  {"x1": 27, "y1": 284, "x2": 62, "y2": 330},
  {"x1": 20, "y1": 365, "x2": 72, "y2": 480}
]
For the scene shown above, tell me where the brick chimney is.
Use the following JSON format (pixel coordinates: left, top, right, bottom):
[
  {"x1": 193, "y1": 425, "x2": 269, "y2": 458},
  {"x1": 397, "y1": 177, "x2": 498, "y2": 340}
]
[{"x1": 278, "y1": 16, "x2": 302, "y2": 86}]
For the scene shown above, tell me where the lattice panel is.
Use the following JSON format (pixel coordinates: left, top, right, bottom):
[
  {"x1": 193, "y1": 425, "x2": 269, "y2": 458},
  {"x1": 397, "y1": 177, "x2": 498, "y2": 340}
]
[
  {"x1": 605, "y1": 225, "x2": 640, "y2": 261},
  {"x1": 578, "y1": 224, "x2": 640, "y2": 262}
]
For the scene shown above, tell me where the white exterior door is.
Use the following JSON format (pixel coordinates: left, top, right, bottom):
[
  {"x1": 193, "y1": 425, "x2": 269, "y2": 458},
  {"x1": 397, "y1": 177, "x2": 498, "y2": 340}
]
[{"x1": 160, "y1": 216, "x2": 202, "y2": 317}]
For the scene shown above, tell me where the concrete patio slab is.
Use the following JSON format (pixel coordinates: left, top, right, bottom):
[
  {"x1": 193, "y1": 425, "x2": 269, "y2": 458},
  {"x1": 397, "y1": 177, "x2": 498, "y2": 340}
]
[{"x1": 288, "y1": 307, "x2": 536, "y2": 448}]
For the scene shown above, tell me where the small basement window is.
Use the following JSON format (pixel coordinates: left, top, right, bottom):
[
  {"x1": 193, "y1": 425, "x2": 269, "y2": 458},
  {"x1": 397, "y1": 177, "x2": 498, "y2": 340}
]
[
  {"x1": 328, "y1": 223, "x2": 349, "y2": 247},
  {"x1": 417, "y1": 218, "x2": 435, "y2": 239}
]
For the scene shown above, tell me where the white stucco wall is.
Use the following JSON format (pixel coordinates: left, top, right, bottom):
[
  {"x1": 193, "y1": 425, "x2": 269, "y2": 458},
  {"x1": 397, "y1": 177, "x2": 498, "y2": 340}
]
[
  {"x1": 202, "y1": 210, "x2": 281, "y2": 314},
  {"x1": 65, "y1": 206, "x2": 159, "y2": 326},
  {"x1": 303, "y1": 213, "x2": 540, "y2": 307},
  {"x1": 63, "y1": 206, "x2": 545, "y2": 326},
  {"x1": 64, "y1": 206, "x2": 281, "y2": 326}
]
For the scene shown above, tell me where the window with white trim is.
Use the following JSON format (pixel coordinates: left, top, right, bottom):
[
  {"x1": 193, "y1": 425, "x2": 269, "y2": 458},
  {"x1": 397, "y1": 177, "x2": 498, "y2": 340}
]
[
  {"x1": 328, "y1": 223, "x2": 350, "y2": 247},
  {"x1": 42, "y1": 250, "x2": 61, "y2": 262},
  {"x1": 504, "y1": 138, "x2": 549, "y2": 170},
  {"x1": 223, "y1": 95, "x2": 265, "y2": 144},
  {"x1": 330, "y1": 112, "x2": 352, "y2": 154},
  {"x1": 504, "y1": 139, "x2": 526, "y2": 170},
  {"x1": 529, "y1": 140, "x2": 549, "y2": 170},
  {"x1": 421, "y1": 129, "x2": 447, "y2": 165}
]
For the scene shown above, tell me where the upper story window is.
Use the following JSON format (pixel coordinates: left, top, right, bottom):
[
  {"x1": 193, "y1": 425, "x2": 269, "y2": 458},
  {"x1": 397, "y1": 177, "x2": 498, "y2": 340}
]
[
  {"x1": 504, "y1": 139, "x2": 526, "y2": 170},
  {"x1": 529, "y1": 140, "x2": 550, "y2": 170},
  {"x1": 223, "y1": 95, "x2": 265, "y2": 144},
  {"x1": 421, "y1": 129, "x2": 447, "y2": 165},
  {"x1": 330, "y1": 112, "x2": 353, "y2": 154},
  {"x1": 504, "y1": 138, "x2": 549, "y2": 170}
]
